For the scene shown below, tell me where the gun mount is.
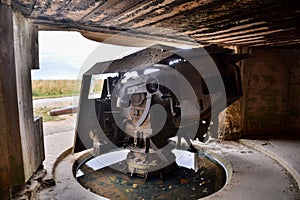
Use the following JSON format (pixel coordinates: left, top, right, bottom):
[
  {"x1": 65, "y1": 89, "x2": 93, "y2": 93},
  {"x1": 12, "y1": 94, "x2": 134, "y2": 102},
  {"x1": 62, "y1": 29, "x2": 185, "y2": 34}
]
[{"x1": 74, "y1": 45, "x2": 244, "y2": 179}]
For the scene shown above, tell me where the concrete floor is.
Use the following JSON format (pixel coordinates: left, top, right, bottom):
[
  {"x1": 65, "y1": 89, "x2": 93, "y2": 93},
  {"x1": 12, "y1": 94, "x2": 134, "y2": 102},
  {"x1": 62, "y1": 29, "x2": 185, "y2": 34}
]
[
  {"x1": 34, "y1": 134, "x2": 300, "y2": 200},
  {"x1": 241, "y1": 139, "x2": 300, "y2": 189},
  {"x1": 30, "y1": 98, "x2": 300, "y2": 199}
]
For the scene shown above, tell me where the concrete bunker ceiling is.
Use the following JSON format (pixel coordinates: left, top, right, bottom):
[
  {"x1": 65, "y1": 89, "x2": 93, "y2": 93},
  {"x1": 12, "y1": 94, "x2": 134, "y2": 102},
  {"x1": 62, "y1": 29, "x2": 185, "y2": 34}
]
[{"x1": 10, "y1": 0, "x2": 300, "y2": 47}]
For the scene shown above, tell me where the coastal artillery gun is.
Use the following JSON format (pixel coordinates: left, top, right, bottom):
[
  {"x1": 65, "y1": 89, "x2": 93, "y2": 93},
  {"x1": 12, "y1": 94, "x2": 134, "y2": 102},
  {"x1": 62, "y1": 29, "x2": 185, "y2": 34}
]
[{"x1": 73, "y1": 44, "x2": 245, "y2": 178}]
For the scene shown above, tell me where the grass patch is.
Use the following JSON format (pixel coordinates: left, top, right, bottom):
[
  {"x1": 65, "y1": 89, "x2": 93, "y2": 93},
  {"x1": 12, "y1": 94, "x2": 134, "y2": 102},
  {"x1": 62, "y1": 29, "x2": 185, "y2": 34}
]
[
  {"x1": 32, "y1": 80, "x2": 80, "y2": 99},
  {"x1": 32, "y1": 92, "x2": 77, "y2": 100},
  {"x1": 34, "y1": 107, "x2": 65, "y2": 122}
]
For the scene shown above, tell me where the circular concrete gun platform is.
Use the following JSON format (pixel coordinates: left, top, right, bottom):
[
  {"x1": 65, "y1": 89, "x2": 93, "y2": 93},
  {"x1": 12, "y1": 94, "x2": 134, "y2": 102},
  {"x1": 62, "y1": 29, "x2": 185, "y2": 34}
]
[{"x1": 35, "y1": 140, "x2": 300, "y2": 200}]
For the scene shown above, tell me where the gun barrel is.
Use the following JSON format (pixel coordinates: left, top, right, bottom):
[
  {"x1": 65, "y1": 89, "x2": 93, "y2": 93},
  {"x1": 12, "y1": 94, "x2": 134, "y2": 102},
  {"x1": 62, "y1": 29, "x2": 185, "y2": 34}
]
[{"x1": 50, "y1": 106, "x2": 78, "y2": 116}]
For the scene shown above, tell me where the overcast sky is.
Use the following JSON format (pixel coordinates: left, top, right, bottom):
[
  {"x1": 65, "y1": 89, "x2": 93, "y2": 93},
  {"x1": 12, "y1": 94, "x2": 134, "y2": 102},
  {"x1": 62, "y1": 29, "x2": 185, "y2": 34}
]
[{"x1": 32, "y1": 31, "x2": 141, "y2": 80}]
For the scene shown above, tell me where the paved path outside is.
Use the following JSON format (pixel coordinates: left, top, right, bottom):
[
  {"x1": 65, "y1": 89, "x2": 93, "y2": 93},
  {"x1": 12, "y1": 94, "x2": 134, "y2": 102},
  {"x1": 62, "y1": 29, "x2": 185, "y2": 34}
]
[
  {"x1": 34, "y1": 97, "x2": 77, "y2": 179},
  {"x1": 33, "y1": 96, "x2": 78, "y2": 108}
]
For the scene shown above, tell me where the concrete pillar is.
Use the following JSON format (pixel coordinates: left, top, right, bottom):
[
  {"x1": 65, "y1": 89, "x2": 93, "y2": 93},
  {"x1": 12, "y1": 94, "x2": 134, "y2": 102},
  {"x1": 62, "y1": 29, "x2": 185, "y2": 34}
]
[
  {"x1": 0, "y1": 3, "x2": 42, "y2": 198},
  {"x1": 0, "y1": 4, "x2": 25, "y2": 198},
  {"x1": 13, "y1": 8, "x2": 43, "y2": 182},
  {"x1": 239, "y1": 47, "x2": 300, "y2": 137}
]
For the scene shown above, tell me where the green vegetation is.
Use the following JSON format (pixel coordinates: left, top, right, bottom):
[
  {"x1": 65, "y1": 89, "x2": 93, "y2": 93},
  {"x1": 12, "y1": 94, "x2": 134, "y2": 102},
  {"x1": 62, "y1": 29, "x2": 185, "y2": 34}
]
[
  {"x1": 33, "y1": 107, "x2": 65, "y2": 122},
  {"x1": 32, "y1": 80, "x2": 80, "y2": 99}
]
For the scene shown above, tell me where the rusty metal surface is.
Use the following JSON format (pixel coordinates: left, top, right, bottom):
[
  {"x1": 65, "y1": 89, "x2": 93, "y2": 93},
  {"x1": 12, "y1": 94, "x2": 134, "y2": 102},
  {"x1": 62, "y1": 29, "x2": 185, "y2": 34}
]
[{"x1": 10, "y1": 0, "x2": 300, "y2": 47}]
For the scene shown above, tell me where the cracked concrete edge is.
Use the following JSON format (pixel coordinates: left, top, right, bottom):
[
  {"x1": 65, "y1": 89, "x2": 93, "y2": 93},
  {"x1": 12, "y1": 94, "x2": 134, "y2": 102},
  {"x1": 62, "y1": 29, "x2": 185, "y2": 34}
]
[
  {"x1": 201, "y1": 150, "x2": 234, "y2": 200},
  {"x1": 180, "y1": 140, "x2": 236, "y2": 200},
  {"x1": 240, "y1": 139, "x2": 300, "y2": 189},
  {"x1": 47, "y1": 151, "x2": 109, "y2": 200},
  {"x1": 44, "y1": 147, "x2": 74, "y2": 180},
  {"x1": 52, "y1": 147, "x2": 74, "y2": 176},
  {"x1": 205, "y1": 150, "x2": 233, "y2": 184}
]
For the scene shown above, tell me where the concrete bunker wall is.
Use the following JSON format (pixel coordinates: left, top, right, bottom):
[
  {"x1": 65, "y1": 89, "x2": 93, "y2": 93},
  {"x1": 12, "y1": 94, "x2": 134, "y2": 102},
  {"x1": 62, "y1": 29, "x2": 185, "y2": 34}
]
[
  {"x1": 241, "y1": 48, "x2": 300, "y2": 137},
  {"x1": 0, "y1": 4, "x2": 44, "y2": 198}
]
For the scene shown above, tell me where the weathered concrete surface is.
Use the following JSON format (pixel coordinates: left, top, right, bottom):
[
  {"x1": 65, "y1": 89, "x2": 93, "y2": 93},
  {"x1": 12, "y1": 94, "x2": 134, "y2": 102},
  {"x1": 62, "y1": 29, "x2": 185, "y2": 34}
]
[
  {"x1": 0, "y1": 4, "x2": 25, "y2": 198},
  {"x1": 12, "y1": 97, "x2": 76, "y2": 199},
  {"x1": 199, "y1": 140, "x2": 299, "y2": 200},
  {"x1": 35, "y1": 151, "x2": 104, "y2": 200},
  {"x1": 34, "y1": 137, "x2": 300, "y2": 199},
  {"x1": 43, "y1": 120, "x2": 75, "y2": 180},
  {"x1": 11, "y1": 0, "x2": 300, "y2": 47},
  {"x1": 241, "y1": 48, "x2": 300, "y2": 137},
  {"x1": 241, "y1": 139, "x2": 300, "y2": 189},
  {"x1": 30, "y1": 97, "x2": 300, "y2": 199},
  {"x1": 13, "y1": 9, "x2": 43, "y2": 182}
]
